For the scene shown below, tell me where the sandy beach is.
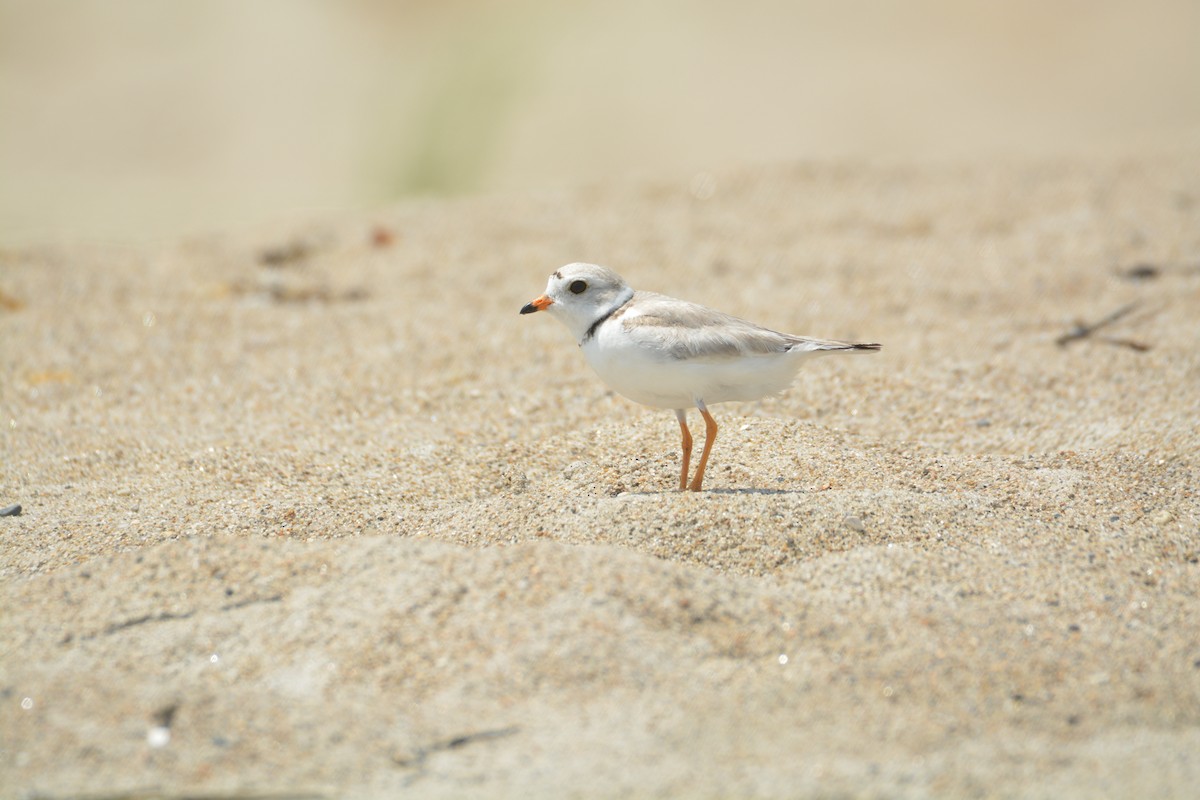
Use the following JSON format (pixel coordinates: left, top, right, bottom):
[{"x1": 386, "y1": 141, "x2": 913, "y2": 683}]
[{"x1": 2, "y1": 138, "x2": 1199, "y2": 796}]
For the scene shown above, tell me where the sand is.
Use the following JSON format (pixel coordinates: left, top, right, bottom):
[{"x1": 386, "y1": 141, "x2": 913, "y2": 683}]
[{"x1": 3, "y1": 143, "x2": 1200, "y2": 797}]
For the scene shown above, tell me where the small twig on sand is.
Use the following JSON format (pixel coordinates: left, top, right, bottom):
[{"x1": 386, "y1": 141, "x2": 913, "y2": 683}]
[
  {"x1": 395, "y1": 726, "x2": 521, "y2": 779},
  {"x1": 1055, "y1": 302, "x2": 1141, "y2": 348},
  {"x1": 1096, "y1": 336, "x2": 1151, "y2": 352},
  {"x1": 1120, "y1": 263, "x2": 1160, "y2": 281}
]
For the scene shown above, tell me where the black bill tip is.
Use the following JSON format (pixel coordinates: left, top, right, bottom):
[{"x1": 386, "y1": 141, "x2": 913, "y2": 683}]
[{"x1": 519, "y1": 303, "x2": 538, "y2": 315}]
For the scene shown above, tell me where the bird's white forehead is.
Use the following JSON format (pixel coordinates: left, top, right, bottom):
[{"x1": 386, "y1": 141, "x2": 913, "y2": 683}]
[{"x1": 550, "y1": 262, "x2": 625, "y2": 284}]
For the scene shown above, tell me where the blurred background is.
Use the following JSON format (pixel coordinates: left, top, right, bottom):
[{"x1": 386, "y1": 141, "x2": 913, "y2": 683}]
[{"x1": 1, "y1": 0, "x2": 1197, "y2": 245}]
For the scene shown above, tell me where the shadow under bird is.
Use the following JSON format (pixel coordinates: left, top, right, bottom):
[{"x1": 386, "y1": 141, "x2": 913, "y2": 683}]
[{"x1": 520, "y1": 263, "x2": 880, "y2": 491}]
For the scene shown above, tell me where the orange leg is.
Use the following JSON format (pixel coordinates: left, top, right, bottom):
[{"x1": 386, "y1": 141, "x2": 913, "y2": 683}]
[
  {"x1": 675, "y1": 409, "x2": 692, "y2": 491},
  {"x1": 688, "y1": 402, "x2": 718, "y2": 492}
]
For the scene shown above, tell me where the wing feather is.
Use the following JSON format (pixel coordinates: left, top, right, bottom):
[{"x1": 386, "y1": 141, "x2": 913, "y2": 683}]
[
  {"x1": 619, "y1": 292, "x2": 792, "y2": 360},
  {"x1": 619, "y1": 291, "x2": 880, "y2": 360}
]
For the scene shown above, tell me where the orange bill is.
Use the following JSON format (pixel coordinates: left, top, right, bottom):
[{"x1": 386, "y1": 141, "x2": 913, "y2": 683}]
[{"x1": 519, "y1": 294, "x2": 554, "y2": 314}]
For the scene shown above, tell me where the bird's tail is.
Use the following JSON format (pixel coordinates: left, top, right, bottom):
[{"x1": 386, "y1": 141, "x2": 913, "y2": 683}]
[{"x1": 787, "y1": 337, "x2": 882, "y2": 354}]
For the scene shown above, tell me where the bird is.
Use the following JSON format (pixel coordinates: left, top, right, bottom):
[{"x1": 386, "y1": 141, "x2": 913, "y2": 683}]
[{"x1": 520, "y1": 263, "x2": 880, "y2": 491}]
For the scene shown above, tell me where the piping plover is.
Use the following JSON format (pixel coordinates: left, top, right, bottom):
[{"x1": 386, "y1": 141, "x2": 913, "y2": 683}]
[{"x1": 520, "y1": 263, "x2": 880, "y2": 491}]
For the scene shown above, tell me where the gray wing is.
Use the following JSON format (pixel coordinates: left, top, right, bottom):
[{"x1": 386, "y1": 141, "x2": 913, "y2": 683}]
[
  {"x1": 621, "y1": 292, "x2": 880, "y2": 361},
  {"x1": 620, "y1": 292, "x2": 794, "y2": 360}
]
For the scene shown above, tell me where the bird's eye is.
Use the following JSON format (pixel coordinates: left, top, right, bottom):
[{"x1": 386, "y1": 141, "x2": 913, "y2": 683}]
[{"x1": 569, "y1": 280, "x2": 588, "y2": 294}]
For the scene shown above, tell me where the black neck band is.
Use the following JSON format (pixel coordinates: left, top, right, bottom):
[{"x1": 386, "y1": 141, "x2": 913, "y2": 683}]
[{"x1": 582, "y1": 298, "x2": 628, "y2": 344}]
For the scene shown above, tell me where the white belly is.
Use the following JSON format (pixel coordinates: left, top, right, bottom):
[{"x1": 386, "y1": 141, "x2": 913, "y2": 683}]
[{"x1": 580, "y1": 325, "x2": 806, "y2": 409}]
